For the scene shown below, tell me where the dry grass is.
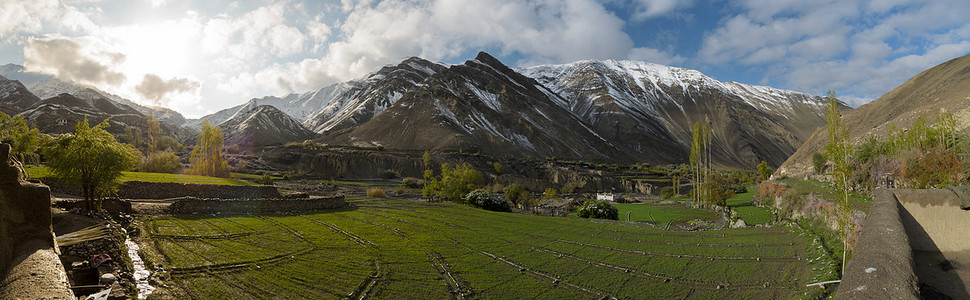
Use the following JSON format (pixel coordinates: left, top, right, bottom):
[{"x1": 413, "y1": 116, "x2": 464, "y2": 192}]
[{"x1": 366, "y1": 188, "x2": 387, "y2": 198}]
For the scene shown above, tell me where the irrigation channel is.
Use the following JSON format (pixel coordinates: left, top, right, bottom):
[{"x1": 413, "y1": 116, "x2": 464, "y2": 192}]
[
  {"x1": 125, "y1": 238, "x2": 155, "y2": 299},
  {"x1": 138, "y1": 196, "x2": 839, "y2": 299}
]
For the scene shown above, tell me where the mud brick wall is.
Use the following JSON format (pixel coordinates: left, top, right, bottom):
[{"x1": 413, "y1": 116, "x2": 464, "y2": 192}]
[
  {"x1": 46, "y1": 180, "x2": 281, "y2": 199},
  {"x1": 166, "y1": 195, "x2": 346, "y2": 214}
]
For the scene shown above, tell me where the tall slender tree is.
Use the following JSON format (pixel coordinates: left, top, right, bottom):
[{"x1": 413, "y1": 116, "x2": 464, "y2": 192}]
[{"x1": 824, "y1": 90, "x2": 852, "y2": 276}]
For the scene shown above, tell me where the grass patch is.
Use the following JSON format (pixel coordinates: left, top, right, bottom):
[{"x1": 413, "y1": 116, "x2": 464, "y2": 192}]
[
  {"x1": 25, "y1": 166, "x2": 258, "y2": 186},
  {"x1": 609, "y1": 203, "x2": 719, "y2": 228},
  {"x1": 726, "y1": 186, "x2": 774, "y2": 225}
]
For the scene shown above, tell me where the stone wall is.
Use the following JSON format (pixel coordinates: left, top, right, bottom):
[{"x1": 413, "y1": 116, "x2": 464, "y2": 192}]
[
  {"x1": 0, "y1": 143, "x2": 74, "y2": 299},
  {"x1": 166, "y1": 195, "x2": 346, "y2": 214},
  {"x1": 836, "y1": 188, "x2": 918, "y2": 299},
  {"x1": 47, "y1": 180, "x2": 281, "y2": 199}
]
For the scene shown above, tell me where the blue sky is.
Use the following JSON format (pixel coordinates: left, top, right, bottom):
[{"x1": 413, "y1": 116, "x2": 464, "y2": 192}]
[{"x1": 1, "y1": 0, "x2": 969, "y2": 118}]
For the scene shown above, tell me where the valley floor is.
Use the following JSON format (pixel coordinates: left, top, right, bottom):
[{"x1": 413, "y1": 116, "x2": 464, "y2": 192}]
[{"x1": 136, "y1": 195, "x2": 835, "y2": 299}]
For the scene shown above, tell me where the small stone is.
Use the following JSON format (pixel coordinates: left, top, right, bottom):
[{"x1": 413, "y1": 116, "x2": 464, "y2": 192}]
[{"x1": 100, "y1": 273, "x2": 117, "y2": 285}]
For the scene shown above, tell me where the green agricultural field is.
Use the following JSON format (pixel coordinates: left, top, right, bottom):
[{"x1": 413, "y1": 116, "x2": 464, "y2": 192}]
[
  {"x1": 611, "y1": 203, "x2": 719, "y2": 228},
  {"x1": 140, "y1": 197, "x2": 834, "y2": 299},
  {"x1": 726, "y1": 187, "x2": 774, "y2": 225},
  {"x1": 24, "y1": 166, "x2": 258, "y2": 186}
]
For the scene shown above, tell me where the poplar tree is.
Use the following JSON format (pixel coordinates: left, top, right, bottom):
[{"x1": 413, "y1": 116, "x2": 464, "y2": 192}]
[{"x1": 824, "y1": 90, "x2": 852, "y2": 276}]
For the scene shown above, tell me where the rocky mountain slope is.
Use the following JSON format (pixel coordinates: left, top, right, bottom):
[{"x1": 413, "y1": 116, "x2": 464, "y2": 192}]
[
  {"x1": 188, "y1": 57, "x2": 448, "y2": 135},
  {"x1": 217, "y1": 105, "x2": 317, "y2": 148},
  {"x1": 777, "y1": 52, "x2": 970, "y2": 177},
  {"x1": 189, "y1": 52, "x2": 833, "y2": 168},
  {"x1": 324, "y1": 52, "x2": 628, "y2": 160},
  {"x1": 0, "y1": 64, "x2": 186, "y2": 126},
  {"x1": 17, "y1": 93, "x2": 182, "y2": 137},
  {"x1": 0, "y1": 76, "x2": 41, "y2": 116},
  {"x1": 519, "y1": 60, "x2": 831, "y2": 168}
]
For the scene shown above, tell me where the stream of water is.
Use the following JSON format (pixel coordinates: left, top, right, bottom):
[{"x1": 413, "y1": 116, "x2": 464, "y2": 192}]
[{"x1": 125, "y1": 238, "x2": 155, "y2": 299}]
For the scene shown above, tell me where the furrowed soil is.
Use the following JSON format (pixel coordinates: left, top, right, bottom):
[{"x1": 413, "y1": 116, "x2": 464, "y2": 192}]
[{"x1": 138, "y1": 196, "x2": 831, "y2": 299}]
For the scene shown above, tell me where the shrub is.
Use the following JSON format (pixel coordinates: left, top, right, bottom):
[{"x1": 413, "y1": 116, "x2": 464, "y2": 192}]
[
  {"x1": 541, "y1": 188, "x2": 557, "y2": 201},
  {"x1": 757, "y1": 161, "x2": 772, "y2": 181},
  {"x1": 366, "y1": 188, "x2": 387, "y2": 198},
  {"x1": 903, "y1": 147, "x2": 962, "y2": 188},
  {"x1": 402, "y1": 177, "x2": 422, "y2": 189},
  {"x1": 659, "y1": 186, "x2": 675, "y2": 199},
  {"x1": 576, "y1": 200, "x2": 618, "y2": 220},
  {"x1": 492, "y1": 162, "x2": 504, "y2": 174},
  {"x1": 812, "y1": 152, "x2": 826, "y2": 174},
  {"x1": 380, "y1": 169, "x2": 399, "y2": 179},
  {"x1": 140, "y1": 151, "x2": 183, "y2": 174},
  {"x1": 560, "y1": 182, "x2": 578, "y2": 194},
  {"x1": 422, "y1": 163, "x2": 483, "y2": 202},
  {"x1": 464, "y1": 189, "x2": 511, "y2": 212},
  {"x1": 255, "y1": 172, "x2": 274, "y2": 185},
  {"x1": 503, "y1": 183, "x2": 527, "y2": 206}
]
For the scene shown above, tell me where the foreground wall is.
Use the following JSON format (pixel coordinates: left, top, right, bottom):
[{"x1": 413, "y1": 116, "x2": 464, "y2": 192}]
[
  {"x1": 836, "y1": 188, "x2": 918, "y2": 299},
  {"x1": 894, "y1": 189, "x2": 970, "y2": 253},
  {"x1": 167, "y1": 195, "x2": 346, "y2": 214},
  {"x1": 0, "y1": 144, "x2": 74, "y2": 299},
  {"x1": 47, "y1": 180, "x2": 281, "y2": 199}
]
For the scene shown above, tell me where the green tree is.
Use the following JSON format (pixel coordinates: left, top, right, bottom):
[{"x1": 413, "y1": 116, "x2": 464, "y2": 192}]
[
  {"x1": 824, "y1": 90, "x2": 852, "y2": 275},
  {"x1": 503, "y1": 183, "x2": 527, "y2": 207},
  {"x1": 146, "y1": 112, "x2": 161, "y2": 153},
  {"x1": 0, "y1": 112, "x2": 43, "y2": 164},
  {"x1": 422, "y1": 163, "x2": 483, "y2": 202},
  {"x1": 757, "y1": 161, "x2": 772, "y2": 181},
  {"x1": 187, "y1": 120, "x2": 230, "y2": 178},
  {"x1": 812, "y1": 152, "x2": 826, "y2": 174},
  {"x1": 45, "y1": 117, "x2": 140, "y2": 210}
]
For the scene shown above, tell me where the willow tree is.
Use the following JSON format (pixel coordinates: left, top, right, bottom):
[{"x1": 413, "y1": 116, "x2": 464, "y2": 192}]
[
  {"x1": 45, "y1": 117, "x2": 140, "y2": 210},
  {"x1": 187, "y1": 120, "x2": 230, "y2": 178},
  {"x1": 0, "y1": 112, "x2": 43, "y2": 164},
  {"x1": 824, "y1": 90, "x2": 852, "y2": 275}
]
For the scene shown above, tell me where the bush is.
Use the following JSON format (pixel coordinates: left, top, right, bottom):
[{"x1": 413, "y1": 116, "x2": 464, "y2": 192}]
[
  {"x1": 422, "y1": 163, "x2": 483, "y2": 202},
  {"x1": 903, "y1": 147, "x2": 962, "y2": 188},
  {"x1": 659, "y1": 186, "x2": 675, "y2": 199},
  {"x1": 255, "y1": 172, "x2": 274, "y2": 185},
  {"x1": 503, "y1": 183, "x2": 527, "y2": 205},
  {"x1": 366, "y1": 188, "x2": 387, "y2": 198},
  {"x1": 812, "y1": 152, "x2": 826, "y2": 174},
  {"x1": 402, "y1": 177, "x2": 422, "y2": 189},
  {"x1": 464, "y1": 189, "x2": 511, "y2": 212},
  {"x1": 576, "y1": 200, "x2": 618, "y2": 220},
  {"x1": 380, "y1": 169, "x2": 399, "y2": 179},
  {"x1": 541, "y1": 188, "x2": 557, "y2": 201},
  {"x1": 492, "y1": 162, "x2": 504, "y2": 174},
  {"x1": 141, "y1": 151, "x2": 183, "y2": 174},
  {"x1": 757, "y1": 161, "x2": 772, "y2": 181}
]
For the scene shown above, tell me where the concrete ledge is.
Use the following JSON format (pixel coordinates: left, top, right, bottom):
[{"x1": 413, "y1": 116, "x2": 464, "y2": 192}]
[
  {"x1": 0, "y1": 244, "x2": 74, "y2": 300},
  {"x1": 836, "y1": 187, "x2": 918, "y2": 299}
]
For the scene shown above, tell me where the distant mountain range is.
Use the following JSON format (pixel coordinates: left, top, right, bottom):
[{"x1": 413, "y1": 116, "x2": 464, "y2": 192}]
[
  {"x1": 0, "y1": 53, "x2": 835, "y2": 168},
  {"x1": 777, "y1": 52, "x2": 970, "y2": 177}
]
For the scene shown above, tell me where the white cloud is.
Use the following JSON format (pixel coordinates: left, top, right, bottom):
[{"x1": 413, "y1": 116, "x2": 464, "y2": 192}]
[
  {"x1": 631, "y1": 0, "x2": 691, "y2": 21},
  {"x1": 0, "y1": 0, "x2": 96, "y2": 40},
  {"x1": 135, "y1": 73, "x2": 201, "y2": 105},
  {"x1": 24, "y1": 36, "x2": 127, "y2": 87},
  {"x1": 149, "y1": 0, "x2": 166, "y2": 8},
  {"x1": 202, "y1": 2, "x2": 307, "y2": 62},
  {"x1": 700, "y1": 0, "x2": 970, "y2": 104},
  {"x1": 220, "y1": 0, "x2": 641, "y2": 97}
]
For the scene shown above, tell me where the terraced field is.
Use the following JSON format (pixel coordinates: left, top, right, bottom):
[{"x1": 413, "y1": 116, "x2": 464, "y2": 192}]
[{"x1": 139, "y1": 196, "x2": 836, "y2": 299}]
